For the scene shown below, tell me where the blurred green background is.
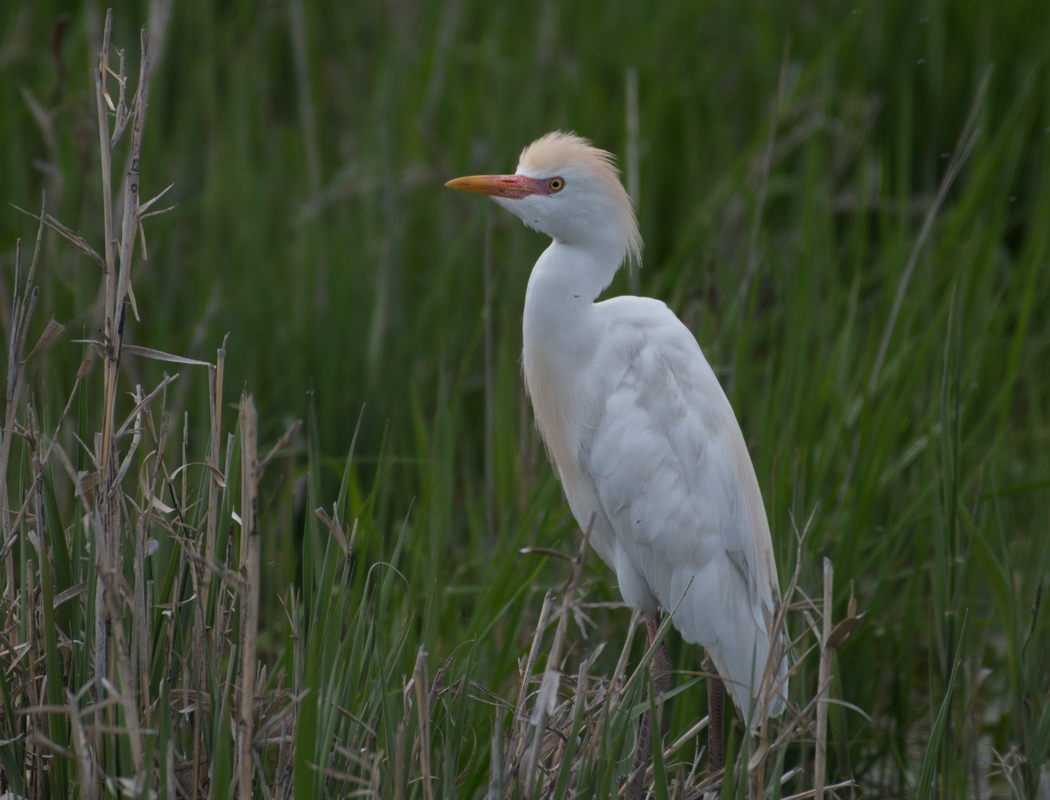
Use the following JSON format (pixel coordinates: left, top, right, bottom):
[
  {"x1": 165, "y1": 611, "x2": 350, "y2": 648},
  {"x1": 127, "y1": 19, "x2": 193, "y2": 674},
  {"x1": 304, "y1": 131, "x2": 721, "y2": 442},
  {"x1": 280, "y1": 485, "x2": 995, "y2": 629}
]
[{"x1": 3, "y1": 0, "x2": 1049, "y2": 795}]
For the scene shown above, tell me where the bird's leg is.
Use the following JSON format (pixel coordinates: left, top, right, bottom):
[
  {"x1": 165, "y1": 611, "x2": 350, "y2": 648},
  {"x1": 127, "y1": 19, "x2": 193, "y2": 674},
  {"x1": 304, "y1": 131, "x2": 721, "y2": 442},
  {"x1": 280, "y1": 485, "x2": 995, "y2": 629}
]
[
  {"x1": 628, "y1": 703, "x2": 653, "y2": 800},
  {"x1": 703, "y1": 652, "x2": 725, "y2": 775},
  {"x1": 628, "y1": 613, "x2": 673, "y2": 800},
  {"x1": 645, "y1": 613, "x2": 673, "y2": 699}
]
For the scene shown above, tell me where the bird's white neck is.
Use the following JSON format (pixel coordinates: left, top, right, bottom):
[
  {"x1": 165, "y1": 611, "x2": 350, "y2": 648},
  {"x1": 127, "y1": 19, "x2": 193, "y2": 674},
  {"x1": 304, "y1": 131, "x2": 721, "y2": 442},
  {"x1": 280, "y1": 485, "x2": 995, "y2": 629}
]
[
  {"x1": 521, "y1": 239, "x2": 627, "y2": 480},
  {"x1": 522, "y1": 240, "x2": 622, "y2": 369}
]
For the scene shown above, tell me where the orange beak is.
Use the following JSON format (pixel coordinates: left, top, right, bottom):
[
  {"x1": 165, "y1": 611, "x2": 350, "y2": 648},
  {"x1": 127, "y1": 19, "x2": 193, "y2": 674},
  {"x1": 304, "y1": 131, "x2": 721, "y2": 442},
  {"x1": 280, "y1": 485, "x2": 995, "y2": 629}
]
[{"x1": 445, "y1": 174, "x2": 547, "y2": 199}]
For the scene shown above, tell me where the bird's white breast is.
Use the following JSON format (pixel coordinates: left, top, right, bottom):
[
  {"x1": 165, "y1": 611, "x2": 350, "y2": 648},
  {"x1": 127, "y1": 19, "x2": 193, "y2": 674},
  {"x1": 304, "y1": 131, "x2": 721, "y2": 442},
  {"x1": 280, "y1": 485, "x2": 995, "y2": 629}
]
[{"x1": 522, "y1": 313, "x2": 617, "y2": 555}]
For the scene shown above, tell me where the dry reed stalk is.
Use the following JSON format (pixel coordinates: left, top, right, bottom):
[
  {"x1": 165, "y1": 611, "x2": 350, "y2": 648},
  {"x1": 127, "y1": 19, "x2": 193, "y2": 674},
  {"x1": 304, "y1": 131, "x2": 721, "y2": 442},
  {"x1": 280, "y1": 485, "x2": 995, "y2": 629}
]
[
  {"x1": 608, "y1": 610, "x2": 643, "y2": 719},
  {"x1": 511, "y1": 589, "x2": 553, "y2": 751},
  {"x1": 26, "y1": 408, "x2": 75, "y2": 786},
  {"x1": 67, "y1": 688, "x2": 95, "y2": 800},
  {"x1": 90, "y1": 7, "x2": 152, "y2": 704},
  {"x1": 100, "y1": 559, "x2": 146, "y2": 783},
  {"x1": 0, "y1": 226, "x2": 41, "y2": 793},
  {"x1": 131, "y1": 383, "x2": 167, "y2": 698},
  {"x1": 395, "y1": 715, "x2": 407, "y2": 800},
  {"x1": 813, "y1": 557, "x2": 833, "y2": 800},
  {"x1": 741, "y1": 527, "x2": 811, "y2": 797},
  {"x1": 503, "y1": 514, "x2": 865, "y2": 798},
  {"x1": 1, "y1": 206, "x2": 54, "y2": 594},
  {"x1": 522, "y1": 535, "x2": 591, "y2": 797},
  {"x1": 489, "y1": 710, "x2": 504, "y2": 798},
  {"x1": 24, "y1": 555, "x2": 41, "y2": 788},
  {"x1": 238, "y1": 393, "x2": 261, "y2": 800},
  {"x1": 414, "y1": 647, "x2": 436, "y2": 800},
  {"x1": 202, "y1": 338, "x2": 227, "y2": 610}
]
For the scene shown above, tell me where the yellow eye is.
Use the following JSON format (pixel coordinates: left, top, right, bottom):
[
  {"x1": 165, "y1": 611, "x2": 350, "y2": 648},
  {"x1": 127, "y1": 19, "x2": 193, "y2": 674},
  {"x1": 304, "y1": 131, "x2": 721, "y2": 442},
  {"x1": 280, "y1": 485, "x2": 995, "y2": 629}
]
[{"x1": 547, "y1": 177, "x2": 565, "y2": 193}]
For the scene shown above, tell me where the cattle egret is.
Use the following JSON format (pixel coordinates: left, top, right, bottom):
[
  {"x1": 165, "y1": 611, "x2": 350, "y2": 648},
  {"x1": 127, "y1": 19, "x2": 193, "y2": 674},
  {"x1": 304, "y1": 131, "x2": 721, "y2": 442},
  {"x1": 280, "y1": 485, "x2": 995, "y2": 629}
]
[{"x1": 447, "y1": 132, "x2": 788, "y2": 777}]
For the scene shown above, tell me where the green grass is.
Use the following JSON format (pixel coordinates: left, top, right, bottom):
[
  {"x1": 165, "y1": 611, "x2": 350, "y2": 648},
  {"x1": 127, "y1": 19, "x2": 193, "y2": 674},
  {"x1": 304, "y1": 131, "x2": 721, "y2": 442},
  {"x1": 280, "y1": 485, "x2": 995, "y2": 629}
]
[{"x1": 2, "y1": 0, "x2": 1049, "y2": 797}]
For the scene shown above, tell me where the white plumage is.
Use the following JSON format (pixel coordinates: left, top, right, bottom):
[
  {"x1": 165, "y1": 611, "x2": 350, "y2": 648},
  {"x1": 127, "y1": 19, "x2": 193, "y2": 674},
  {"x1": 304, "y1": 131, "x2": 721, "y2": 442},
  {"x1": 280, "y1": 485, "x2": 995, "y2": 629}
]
[{"x1": 447, "y1": 131, "x2": 787, "y2": 724}]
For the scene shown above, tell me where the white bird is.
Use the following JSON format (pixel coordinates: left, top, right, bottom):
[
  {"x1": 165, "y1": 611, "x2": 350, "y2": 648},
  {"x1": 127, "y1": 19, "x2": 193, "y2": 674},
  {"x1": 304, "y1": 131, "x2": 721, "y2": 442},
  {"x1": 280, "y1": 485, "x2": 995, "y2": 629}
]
[{"x1": 447, "y1": 132, "x2": 787, "y2": 773}]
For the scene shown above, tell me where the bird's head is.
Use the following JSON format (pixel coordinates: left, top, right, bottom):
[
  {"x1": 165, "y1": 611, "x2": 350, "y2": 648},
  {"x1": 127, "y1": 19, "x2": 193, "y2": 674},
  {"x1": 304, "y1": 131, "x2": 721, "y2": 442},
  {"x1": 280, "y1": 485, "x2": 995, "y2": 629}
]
[{"x1": 447, "y1": 131, "x2": 642, "y2": 269}]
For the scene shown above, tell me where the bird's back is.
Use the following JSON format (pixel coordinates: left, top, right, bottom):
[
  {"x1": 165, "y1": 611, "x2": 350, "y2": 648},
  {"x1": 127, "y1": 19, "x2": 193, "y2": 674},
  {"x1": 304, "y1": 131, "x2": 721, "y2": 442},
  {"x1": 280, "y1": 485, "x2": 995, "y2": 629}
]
[{"x1": 531, "y1": 295, "x2": 787, "y2": 722}]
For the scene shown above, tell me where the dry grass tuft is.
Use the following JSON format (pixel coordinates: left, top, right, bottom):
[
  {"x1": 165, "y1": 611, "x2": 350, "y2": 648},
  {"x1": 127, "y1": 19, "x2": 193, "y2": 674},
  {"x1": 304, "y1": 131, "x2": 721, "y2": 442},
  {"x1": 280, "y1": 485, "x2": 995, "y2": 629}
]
[
  {"x1": 500, "y1": 525, "x2": 864, "y2": 799},
  {"x1": 0, "y1": 10, "x2": 301, "y2": 798}
]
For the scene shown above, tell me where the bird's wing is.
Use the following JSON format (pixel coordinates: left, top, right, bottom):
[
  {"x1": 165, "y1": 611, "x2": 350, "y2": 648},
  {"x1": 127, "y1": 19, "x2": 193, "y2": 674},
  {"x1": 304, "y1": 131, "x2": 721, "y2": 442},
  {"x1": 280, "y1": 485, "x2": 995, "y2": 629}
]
[{"x1": 585, "y1": 296, "x2": 786, "y2": 719}]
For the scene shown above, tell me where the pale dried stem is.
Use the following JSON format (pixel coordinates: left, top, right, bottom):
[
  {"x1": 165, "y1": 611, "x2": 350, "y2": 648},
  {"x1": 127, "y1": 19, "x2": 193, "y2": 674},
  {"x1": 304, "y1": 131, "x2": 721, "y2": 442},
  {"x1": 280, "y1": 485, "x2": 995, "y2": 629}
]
[
  {"x1": 27, "y1": 411, "x2": 73, "y2": 787},
  {"x1": 24, "y1": 558, "x2": 40, "y2": 778},
  {"x1": 518, "y1": 587, "x2": 558, "y2": 793},
  {"x1": 522, "y1": 531, "x2": 590, "y2": 796},
  {"x1": 489, "y1": 717, "x2": 504, "y2": 798},
  {"x1": 259, "y1": 418, "x2": 303, "y2": 473},
  {"x1": 524, "y1": 587, "x2": 571, "y2": 797},
  {"x1": 611, "y1": 610, "x2": 643, "y2": 714},
  {"x1": 238, "y1": 393, "x2": 261, "y2": 800},
  {"x1": 414, "y1": 648, "x2": 435, "y2": 800},
  {"x1": 89, "y1": 2, "x2": 164, "y2": 723},
  {"x1": 66, "y1": 689, "x2": 95, "y2": 800},
  {"x1": 133, "y1": 383, "x2": 171, "y2": 695},
  {"x1": 512, "y1": 591, "x2": 552, "y2": 743},
  {"x1": 100, "y1": 573, "x2": 145, "y2": 779},
  {"x1": 93, "y1": 7, "x2": 120, "y2": 705},
  {"x1": 95, "y1": 12, "x2": 115, "y2": 332},
  {"x1": 813, "y1": 557, "x2": 833, "y2": 799},
  {"x1": 203, "y1": 337, "x2": 227, "y2": 610},
  {"x1": 1, "y1": 201, "x2": 49, "y2": 592}
]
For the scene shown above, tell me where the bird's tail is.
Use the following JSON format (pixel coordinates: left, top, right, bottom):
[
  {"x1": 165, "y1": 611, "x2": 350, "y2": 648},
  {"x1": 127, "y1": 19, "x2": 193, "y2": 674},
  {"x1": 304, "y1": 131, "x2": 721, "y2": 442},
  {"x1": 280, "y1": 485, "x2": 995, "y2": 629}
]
[
  {"x1": 669, "y1": 565, "x2": 790, "y2": 726},
  {"x1": 708, "y1": 627, "x2": 788, "y2": 728}
]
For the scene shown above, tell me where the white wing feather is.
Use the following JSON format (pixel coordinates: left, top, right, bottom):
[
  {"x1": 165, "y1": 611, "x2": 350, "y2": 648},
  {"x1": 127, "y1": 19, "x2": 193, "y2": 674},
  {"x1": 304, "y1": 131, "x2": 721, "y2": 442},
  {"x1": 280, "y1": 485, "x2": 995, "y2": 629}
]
[{"x1": 560, "y1": 296, "x2": 787, "y2": 721}]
